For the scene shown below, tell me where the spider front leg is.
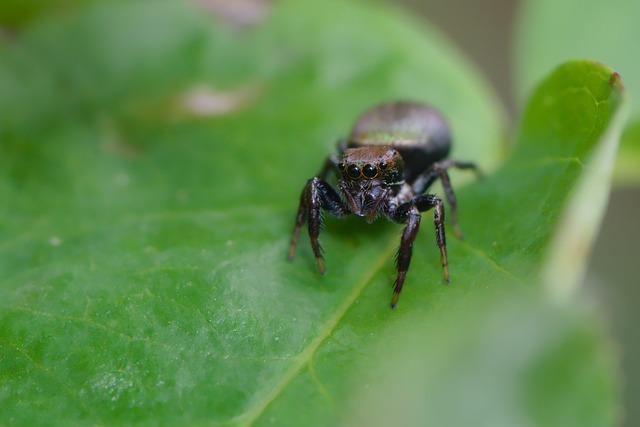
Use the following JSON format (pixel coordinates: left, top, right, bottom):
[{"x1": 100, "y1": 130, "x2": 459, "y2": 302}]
[
  {"x1": 389, "y1": 194, "x2": 448, "y2": 308},
  {"x1": 411, "y1": 159, "x2": 479, "y2": 239},
  {"x1": 288, "y1": 177, "x2": 349, "y2": 275}
]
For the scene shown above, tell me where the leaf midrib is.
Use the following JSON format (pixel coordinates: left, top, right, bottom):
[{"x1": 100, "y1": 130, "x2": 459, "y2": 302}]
[{"x1": 232, "y1": 237, "x2": 400, "y2": 426}]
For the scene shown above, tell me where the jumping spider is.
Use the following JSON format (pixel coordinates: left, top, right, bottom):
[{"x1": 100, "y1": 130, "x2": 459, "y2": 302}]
[{"x1": 288, "y1": 101, "x2": 479, "y2": 308}]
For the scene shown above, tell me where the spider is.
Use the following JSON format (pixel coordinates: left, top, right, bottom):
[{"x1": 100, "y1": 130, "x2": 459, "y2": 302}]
[{"x1": 288, "y1": 101, "x2": 479, "y2": 308}]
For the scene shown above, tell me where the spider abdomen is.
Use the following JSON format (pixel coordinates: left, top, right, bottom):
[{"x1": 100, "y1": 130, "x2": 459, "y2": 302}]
[{"x1": 347, "y1": 101, "x2": 452, "y2": 183}]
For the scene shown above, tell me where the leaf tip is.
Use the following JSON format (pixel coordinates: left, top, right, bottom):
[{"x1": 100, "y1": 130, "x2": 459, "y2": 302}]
[{"x1": 609, "y1": 71, "x2": 624, "y2": 92}]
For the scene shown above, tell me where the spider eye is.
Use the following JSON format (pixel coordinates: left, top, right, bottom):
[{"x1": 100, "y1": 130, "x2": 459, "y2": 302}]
[
  {"x1": 379, "y1": 161, "x2": 388, "y2": 170},
  {"x1": 362, "y1": 163, "x2": 377, "y2": 178},
  {"x1": 347, "y1": 164, "x2": 361, "y2": 179},
  {"x1": 338, "y1": 162, "x2": 345, "y2": 170}
]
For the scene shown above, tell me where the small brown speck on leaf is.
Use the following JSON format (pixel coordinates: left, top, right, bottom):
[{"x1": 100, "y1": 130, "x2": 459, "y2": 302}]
[{"x1": 0, "y1": 26, "x2": 18, "y2": 42}]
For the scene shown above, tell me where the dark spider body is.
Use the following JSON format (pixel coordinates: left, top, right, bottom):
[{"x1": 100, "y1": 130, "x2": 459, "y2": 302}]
[{"x1": 288, "y1": 101, "x2": 479, "y2": 308}]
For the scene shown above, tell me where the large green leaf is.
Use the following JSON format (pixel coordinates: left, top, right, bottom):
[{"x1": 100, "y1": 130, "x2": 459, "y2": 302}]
[
  {"x1": 0, "y1": 1, "x2": 625, "y2": 426},
  {"x1": 515, "y1": 0, "x2": 640, "y2": 185}
]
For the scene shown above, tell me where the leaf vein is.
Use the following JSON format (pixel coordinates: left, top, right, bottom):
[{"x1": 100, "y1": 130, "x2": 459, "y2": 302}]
[
  {"x1": 458, "y1": 240, "x2": 528, "y2": 287},
  {"x1": 3, "y1": 341, "x2": 89, "y2": 412},
  {"x1": 232, "y1": 238, "x2": 398, "y2": 426}
]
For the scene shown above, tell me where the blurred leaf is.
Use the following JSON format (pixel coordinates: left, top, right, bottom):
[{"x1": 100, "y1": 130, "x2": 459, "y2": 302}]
[
  {"x1": 0, "y1": 0, "x2": 56, "y2": 27},
  {"x1": 0, "y1": 1, "x2": 625, "y2": 427},
  {"x1": 346, "y1": 292, "x2": 619, "y2": 427},
  {"x1": 0, "y1": 0, "x2": 110, "y2": 27},
  {"x1": 515, "y1": 0, "x2": 640, "y2": 185}
]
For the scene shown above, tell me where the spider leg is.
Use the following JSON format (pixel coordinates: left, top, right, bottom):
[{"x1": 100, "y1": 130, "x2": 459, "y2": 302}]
[
  {"x1": 318, "y1": 152, "x2": 342, "y2": 181},
  {"x1": 388, "y1": 194, "x2": 448, "y2": 308},
  {"x1": 411, "y1": 159, "x2": 479, "y2": 240},
  {"x1": 288, "y1": 177, "x2": 349, "y2": 275}
]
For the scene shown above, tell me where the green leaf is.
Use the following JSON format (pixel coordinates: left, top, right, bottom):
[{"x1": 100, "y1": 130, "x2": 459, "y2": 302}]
[
  {"x1": 346, "y1": 292, "x2": 619, "y2": 427},
  {"x1": 515, "y1": 0, "x2": 640, "y2": 185},
  {"x1": 0, "y1": 1, "x2": 625, "y2": 427}
]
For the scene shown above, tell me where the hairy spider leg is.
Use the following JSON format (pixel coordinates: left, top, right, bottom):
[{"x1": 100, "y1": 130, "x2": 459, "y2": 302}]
[
  {"x1": 288, "y1": 177, "x2": 350, "y2": 275},
  {"x1": 317, "y1": 154, "x2": 341, "y2": 181},
  {"x1": 389, "y1": 194, "x2": 448, "y2": 308},
  {"x1": 411, "y1": 159, "x2": 480, "y2": 240}
]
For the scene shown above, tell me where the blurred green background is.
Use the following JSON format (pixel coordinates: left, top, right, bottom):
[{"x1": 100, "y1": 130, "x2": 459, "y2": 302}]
[{"x1": 395, "y1": 0, "x2": 639, "y2": 425}]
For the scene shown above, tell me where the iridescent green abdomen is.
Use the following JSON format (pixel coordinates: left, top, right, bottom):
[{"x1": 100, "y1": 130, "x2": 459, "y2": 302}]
[{"x1": 347, "y1": 101, "x2": 452, "y2": 182}]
